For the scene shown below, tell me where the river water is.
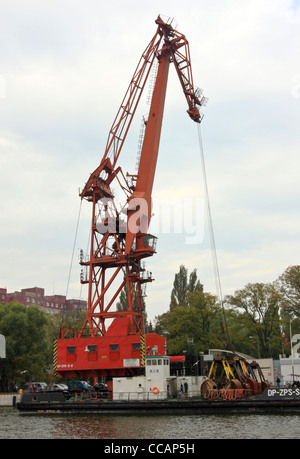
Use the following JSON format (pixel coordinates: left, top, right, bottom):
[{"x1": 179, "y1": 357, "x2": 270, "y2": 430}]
[{"x1": 0, "y1": 407, "x2": 299, "y2": 440}]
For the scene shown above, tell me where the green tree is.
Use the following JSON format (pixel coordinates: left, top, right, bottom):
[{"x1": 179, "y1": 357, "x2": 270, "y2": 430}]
[
  {"x1": 170, "y1": 265, "x2": 203, "y2": 311},
  {"x1": 0, "y1": 302, "x2": 50, "y2": 391},
  {"x1": 47, "y1": 309, "x2": 86, "y2": 343},
  {"x1": 116, "y1": 283, "x2": 150, "y2": 332},
  {"x1": 274, "y1": 265, "x2": 300, "y2": 355},
  {"x1": 225, "y1": 283, "x2": 282, "y2": 358},
  {"x1": 276, "y1": 265, "x2": 300, "y2": 318},
  {"x1": 154, "y1": 290, "x2": 222, "y2": 355}
]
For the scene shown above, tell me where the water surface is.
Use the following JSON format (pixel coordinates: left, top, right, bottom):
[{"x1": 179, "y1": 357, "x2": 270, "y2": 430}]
[{"x1": 1, "y1": 407, "x2": 299, "y2": 439}]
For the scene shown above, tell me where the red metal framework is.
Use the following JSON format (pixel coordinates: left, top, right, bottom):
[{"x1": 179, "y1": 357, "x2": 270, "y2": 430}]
[{"x1": 56, "y1": 16, "x2": 205, "y2": 378}]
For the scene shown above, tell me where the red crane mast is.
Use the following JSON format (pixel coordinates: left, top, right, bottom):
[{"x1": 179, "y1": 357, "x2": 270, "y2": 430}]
[{"x1": 55, "y1": 16, "x2": 205, "y2": 380}]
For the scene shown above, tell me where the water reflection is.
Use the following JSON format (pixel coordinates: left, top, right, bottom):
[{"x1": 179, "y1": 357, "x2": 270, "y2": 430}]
[
  {"x1": 1, "y1": 408, "x2": 300, "y2": 439},
  {"x1": 42, "y1": 413, "x2": 300, "y2": 440}
]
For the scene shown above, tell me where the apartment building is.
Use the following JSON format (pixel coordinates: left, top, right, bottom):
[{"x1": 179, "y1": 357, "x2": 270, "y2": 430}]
[{"x1": 0, "y1": 286, "x2": 87, "y2": 314}]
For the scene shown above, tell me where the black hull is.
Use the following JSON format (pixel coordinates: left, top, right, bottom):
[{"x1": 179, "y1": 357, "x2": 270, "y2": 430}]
[{"x1": 16, "y1": 390, "x2": 300, "y2": 415}]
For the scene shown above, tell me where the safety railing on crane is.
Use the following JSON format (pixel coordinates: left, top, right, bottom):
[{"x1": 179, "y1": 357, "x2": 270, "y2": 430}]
[{"x1": 111, "y1": 388, "x2": 252, "y2": 402}]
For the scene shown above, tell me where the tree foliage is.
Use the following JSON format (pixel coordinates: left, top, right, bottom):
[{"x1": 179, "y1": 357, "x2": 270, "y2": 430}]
[
  {"x1": 116, "y1": 283, "x2": 150, "y2": 331},
  {"x1": 170, "y1": 265, "x2": 203, "y2": 310},
  {"x1": 0, "y1": 302, "x2": 49, "y2": 391},
  {"x1": 47, "y1": 309, "x2": 86, "y2": 343},
  {"x1": 225, "y1": 283, "x2": 282, "y2": 358},
  {"x1": 0, "y1": 304, "x2": 87, "y2": 391},
  {"x1": 155, "y1": 266, "x2": 222, "y2": 354},
  {"x1": 155, "y1": 264, "x2": 300, "y2": 359},
  {"x1": 276, "y1": 265, "x2": 300, "y2": 318}
]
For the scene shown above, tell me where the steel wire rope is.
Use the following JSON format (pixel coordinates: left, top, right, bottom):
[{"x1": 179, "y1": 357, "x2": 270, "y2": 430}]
[
  {"x1": 197, "y1": 123, "x2": 232, "y2": 350},
  {"x1": 65, "y1": 199, "x2": 83, "y2": 301}
]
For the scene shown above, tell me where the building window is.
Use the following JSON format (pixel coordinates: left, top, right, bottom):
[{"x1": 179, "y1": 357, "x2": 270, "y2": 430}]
[
  {"x1": 88, "y1": 345, "x2": 97, "y2": 352},
  {"x1": 110, "y1": 344, "x2": 119, "y2": 351}
]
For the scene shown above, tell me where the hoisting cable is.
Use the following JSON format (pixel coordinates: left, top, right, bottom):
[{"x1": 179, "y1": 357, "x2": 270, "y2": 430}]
[
  {"x1": 197, "y1": 123, "x2": 233, "y2": 350},
  {"x1": 65, "y1": 199, "x2": 83, "y2": 300}
]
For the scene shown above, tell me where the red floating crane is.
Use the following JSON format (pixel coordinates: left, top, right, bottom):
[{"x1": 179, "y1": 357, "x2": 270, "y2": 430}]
[{"x1": 55, "y1": 16, "x2": 205, "y2": 382}]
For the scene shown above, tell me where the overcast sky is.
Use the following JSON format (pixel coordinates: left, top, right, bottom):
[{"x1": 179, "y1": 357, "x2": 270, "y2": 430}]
[{"x1": 1, "y1": 0, "x2": 300, "y2": 321}]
